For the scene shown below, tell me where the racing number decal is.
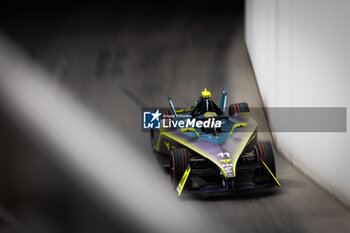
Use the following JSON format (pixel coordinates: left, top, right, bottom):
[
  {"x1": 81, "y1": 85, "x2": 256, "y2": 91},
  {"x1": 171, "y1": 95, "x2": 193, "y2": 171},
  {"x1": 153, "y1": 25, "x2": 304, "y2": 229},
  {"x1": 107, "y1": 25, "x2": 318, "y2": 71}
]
[
  {"x1": 218, "y1": 152, "x2": 233, "y2": 174},
  {"x1": 217, "y1": 152, "x2": 230, "y2": 158}
]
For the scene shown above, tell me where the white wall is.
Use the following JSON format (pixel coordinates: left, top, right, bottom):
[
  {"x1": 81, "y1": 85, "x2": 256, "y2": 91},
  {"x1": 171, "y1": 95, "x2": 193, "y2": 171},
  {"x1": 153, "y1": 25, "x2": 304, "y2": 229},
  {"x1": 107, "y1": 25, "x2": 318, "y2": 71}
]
[{"x1": 245, "y1": 0, "x2": 350, "y2": 205}]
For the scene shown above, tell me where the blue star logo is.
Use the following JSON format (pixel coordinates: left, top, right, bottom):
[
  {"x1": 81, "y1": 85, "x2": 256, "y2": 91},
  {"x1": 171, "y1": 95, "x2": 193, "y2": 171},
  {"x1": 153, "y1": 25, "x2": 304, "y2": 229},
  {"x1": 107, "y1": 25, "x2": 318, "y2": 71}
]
[{"x1": 143, "y1": 109, "x2": 161, "y2": 129}]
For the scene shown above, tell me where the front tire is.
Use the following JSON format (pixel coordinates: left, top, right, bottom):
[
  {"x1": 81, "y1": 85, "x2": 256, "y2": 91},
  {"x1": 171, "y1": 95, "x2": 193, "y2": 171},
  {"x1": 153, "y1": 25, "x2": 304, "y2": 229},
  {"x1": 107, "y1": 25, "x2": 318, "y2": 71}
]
[
  {"x1": 254, "y1": 142, "x2": 276, "y2": 177},
  {"x1": 170, "y1": 148, "x2": 190, "y2": 189}
]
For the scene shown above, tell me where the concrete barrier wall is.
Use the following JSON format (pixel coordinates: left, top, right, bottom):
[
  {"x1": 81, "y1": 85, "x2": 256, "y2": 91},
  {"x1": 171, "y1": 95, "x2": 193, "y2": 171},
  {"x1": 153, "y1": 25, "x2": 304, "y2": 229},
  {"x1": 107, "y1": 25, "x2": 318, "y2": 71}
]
[{"x1": 245, "y1": 0, "x2": 350, "y2": 205}]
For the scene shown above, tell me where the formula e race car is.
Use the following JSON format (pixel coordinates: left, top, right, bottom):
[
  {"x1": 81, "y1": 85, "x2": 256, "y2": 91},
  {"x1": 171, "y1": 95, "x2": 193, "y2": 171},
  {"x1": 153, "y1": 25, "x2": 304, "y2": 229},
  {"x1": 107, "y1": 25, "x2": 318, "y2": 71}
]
[{"x1": 150, "y1": 88, "x2": 280, "y2": 196}]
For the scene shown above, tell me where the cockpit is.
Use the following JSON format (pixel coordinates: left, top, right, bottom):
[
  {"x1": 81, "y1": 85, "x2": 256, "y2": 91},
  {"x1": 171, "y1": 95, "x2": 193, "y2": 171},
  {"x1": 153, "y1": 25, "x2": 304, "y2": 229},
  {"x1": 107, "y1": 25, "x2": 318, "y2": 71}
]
[{"x1": 190, "y1": 89, "x2": 223, "y2": 117}]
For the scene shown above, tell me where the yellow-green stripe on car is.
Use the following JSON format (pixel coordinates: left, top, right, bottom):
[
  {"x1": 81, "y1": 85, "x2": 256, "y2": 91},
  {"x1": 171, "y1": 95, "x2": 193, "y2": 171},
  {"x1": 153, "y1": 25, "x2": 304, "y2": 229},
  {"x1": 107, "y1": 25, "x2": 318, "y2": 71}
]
[
  {"x1": 247, "y1": 133, "x2": 256, "y2": 145},
  {"x1": 230, "y1": 122, "x2": 247, "y2": 135},
  {"x1": 176, "y1": 165, "x2": 191, "y2": 196},
  {"x1": 176, "y1": 108, "x2": 193, "y2": 113},
  {"x1": 260, "y1": 158, "x2": 281, "y2": 186}
]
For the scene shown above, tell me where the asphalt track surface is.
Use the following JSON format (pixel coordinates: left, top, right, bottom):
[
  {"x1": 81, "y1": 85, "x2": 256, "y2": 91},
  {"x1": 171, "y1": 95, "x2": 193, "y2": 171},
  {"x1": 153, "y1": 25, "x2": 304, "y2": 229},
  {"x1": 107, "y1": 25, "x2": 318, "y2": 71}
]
[{"x1": 1, "y1": 4, "x2": 350, "y2": 233}]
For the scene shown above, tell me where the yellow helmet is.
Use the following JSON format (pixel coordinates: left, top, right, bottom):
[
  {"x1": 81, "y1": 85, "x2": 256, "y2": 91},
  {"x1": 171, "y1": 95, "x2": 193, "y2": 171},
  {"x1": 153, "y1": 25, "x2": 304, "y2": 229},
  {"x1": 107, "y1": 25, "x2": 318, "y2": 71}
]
[{"x1": 201, "y1": 88, "x2": 211, "y2": 98}]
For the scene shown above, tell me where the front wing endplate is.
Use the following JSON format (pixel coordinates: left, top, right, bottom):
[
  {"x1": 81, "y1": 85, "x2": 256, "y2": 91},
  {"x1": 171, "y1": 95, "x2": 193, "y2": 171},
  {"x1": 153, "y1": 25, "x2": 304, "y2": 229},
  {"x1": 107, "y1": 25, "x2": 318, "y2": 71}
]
[{"x1": 176, "y1": 165, "x2": 191, "y2": 196}]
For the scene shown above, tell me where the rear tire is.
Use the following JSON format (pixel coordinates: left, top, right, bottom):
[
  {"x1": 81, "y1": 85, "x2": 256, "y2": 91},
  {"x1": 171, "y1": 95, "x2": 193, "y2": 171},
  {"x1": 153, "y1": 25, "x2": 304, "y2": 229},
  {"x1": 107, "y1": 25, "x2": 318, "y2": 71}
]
[
  {"x1": 228, "y1": 102, "x2": 249, "y2": 115},
  {"x1": 254, "y1": 142, "x2": 276, "y2": 176},
  {"x1": 170, "y1": 148, "x2": 190, "y2": 189},
  {"x1": 161, "y1": 108, "x2": 172, "y2": 118}
]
